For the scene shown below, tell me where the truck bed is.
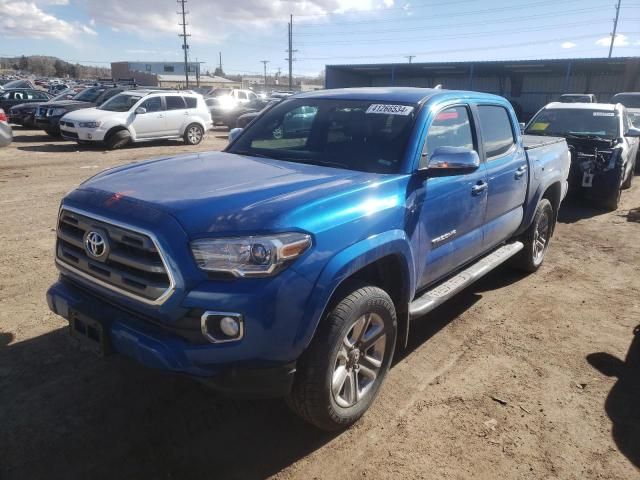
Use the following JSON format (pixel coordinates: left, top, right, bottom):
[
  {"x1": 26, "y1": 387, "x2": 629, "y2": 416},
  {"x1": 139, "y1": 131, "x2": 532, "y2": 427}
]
[{"x1": 523, "y1": 134, "x2": 566, "y2": 150}]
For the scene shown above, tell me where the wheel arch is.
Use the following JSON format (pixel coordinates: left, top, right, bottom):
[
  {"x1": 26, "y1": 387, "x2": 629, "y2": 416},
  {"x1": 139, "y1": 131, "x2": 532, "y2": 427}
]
[
  {"x1": 104, "y1": 125, "x2": 131, "y2": 142},
  {"x1": 294, "y1": 230, "x2": 416, "y2": 355}
]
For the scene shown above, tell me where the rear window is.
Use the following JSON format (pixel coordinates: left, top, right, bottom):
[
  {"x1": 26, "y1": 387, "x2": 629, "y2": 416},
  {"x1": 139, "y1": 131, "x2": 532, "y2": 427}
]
[
  {"x1": 478, "y1": 105, "x2": 515, "y2": 158},
  {"x1": 611, "y1": 94, "x2": 640, "y2": 109},
  {"x1": 165, "y1": 96, "x2": 186, "y2": 110},
  {"x1": 184, "y1": 96, "x2": 197, "y2": 108}
]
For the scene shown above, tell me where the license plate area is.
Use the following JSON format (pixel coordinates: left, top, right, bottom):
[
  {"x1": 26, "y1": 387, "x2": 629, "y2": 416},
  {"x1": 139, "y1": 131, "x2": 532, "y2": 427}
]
[
  {"x1": 582, "y1": 172, "x2": 594, "y2": 188},
  {"x1": 69, "y1": 311, "x2": 111, "y2": 356}
]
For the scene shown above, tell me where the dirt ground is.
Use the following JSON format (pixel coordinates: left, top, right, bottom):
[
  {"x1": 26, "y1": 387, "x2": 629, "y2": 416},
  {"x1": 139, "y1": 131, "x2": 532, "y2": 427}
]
[{"x1": 1, "y1": 127, "x2": 639, "y2": 480}]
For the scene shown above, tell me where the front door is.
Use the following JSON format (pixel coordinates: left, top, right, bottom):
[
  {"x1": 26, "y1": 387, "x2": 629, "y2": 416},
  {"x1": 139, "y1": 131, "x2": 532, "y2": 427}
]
[
  {"x1": 131, "y1": 96, "x2": 165, "y2": 138},
  {"x1": 476, "y1": 105, "x2": 527, "y2": 249},
  {"x1": 417, "y1": 105, "x2": 488, "y2": 288}
]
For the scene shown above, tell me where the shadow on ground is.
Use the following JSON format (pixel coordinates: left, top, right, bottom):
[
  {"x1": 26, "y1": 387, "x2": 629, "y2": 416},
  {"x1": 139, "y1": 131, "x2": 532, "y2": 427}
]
[
  {"x1": 587, "y1": 325, "x2": 640, "y2": 469},
  {"x1": 0, "y1": 265, "x2": 525, "y2": 480},
  {"x1": 627, "y1": 207, "x2": 640, "y2": 223},
  {"x1": 16, "y1": 139, "x2": 186, "y2": 154},
  {"x1": 557, "y1": 195, "x2": 607, "y2": 224}
]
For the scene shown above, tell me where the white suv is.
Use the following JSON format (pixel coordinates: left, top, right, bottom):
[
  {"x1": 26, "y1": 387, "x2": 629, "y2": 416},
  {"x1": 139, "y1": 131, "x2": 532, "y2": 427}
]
[{"x1": 59, "y1": 90, "x2": 213, "y2": 149}]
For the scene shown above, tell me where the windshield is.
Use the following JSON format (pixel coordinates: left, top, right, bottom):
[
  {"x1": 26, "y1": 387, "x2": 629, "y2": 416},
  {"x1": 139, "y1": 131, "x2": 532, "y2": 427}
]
[
  {"x1": 559, "y1": 95, "x2": 592, "y2": 103},
  {"x1": 73, "y1": 87, "x2": 106, "y2": 103},
  {"x1": 99, "y1": 93, "x2": 143, "y2": 112},
  {"x1": 52, "y1": 89, "x2": 74, "y2": 102},
  {"x1": 228, "y1": 98, "x2": 417, "y2": 173},
  {"x1": 611, "y1": 94, "x2": 640, "y2": 109},
  {"x1": 525, "y1": 108, "x2": 619, "y2": 139}
]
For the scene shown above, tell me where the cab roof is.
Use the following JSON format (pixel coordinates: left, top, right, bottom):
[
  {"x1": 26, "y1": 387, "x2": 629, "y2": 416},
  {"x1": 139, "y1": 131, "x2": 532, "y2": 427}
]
[{"x1": 293, "y1": 87, "x2": 504, "y2": 105}]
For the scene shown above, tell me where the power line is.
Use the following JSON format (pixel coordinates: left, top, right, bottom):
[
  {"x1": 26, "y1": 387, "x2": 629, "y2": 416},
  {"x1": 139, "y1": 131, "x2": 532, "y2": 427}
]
[
  {"x1": 293, "y1": 7, "x2": 604, "y2": 36},
  {"x1": 297, "y1": 31, "x2": 638, "y2": 61}
]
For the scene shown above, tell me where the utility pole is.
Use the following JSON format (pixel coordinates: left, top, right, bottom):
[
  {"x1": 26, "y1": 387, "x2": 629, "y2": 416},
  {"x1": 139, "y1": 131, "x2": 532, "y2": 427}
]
[
  {"x1": 405, "y1": 55, "x2": 416, "y2": 63},
  {"x1": 286, "y1": 14, "x2": 297, "y2": 91},
  {"x1": 260, "y1": 60, "x2": 269, "y2": 92},
  {"x1": 219, "y1": 51, "x2": 223, "y2": 73},
  {"x1": 609, "y1": 0, "x2": 622, "y2": 58},
  {"x1": 177, "y1": 0, "x2": 191, "y2": 88}
]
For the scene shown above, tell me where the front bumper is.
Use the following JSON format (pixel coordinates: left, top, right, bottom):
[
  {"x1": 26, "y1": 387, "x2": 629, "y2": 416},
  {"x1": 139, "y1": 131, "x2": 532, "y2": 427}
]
[
  {"x1": 47, "y1": 278, "x2": 296, "y2": 397},
  {"x1": 35, "y1": 115, "x2": 62, "y2": 132},
  {"x1": 59, "y1": 122, "x2": 106, "y2": 142}
]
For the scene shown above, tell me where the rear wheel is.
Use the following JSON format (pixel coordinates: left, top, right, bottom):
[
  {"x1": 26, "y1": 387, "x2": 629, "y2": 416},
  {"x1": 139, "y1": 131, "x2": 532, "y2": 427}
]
[
  {"x1": 287, "y1": 284, "x2": 397, "y2": 431},
  {"x1": 514, "y1": 199, "x2": 554, "y2": 273},
  {"x1": 184, "y1": 124, "x2": 204, "y2": 145},
  {"x1": 105, "y1": 130, "x2": 131, "y2": 150}
]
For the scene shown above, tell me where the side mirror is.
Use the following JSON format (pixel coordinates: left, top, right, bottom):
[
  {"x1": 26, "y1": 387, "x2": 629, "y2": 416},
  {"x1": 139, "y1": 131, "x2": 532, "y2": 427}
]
[
  {"x1": 135, "y1": 107, "x2": 147, "y2": 115},
  {"x1": 228, "y1": 127, "x2": 244, "y2": 143},
  {"x1": 625, "y1": 127, "x2": 640, "y2": 138},
  {"x1": 519, "y1": 122, "x2": 525, "y2": 133},
  {"x1": 421, "y1": 147, "x2": 480, "y2": 177}
]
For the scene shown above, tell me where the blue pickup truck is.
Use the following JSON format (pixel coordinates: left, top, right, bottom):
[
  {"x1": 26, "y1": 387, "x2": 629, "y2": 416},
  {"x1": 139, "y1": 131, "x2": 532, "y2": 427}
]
[{"x1": 47, "y1": 88, "x2": 570, "y2": 430}]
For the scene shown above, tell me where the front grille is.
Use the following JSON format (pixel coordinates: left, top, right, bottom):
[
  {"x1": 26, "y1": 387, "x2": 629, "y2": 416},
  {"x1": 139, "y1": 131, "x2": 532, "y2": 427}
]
[
  {"x1": 56, "y1": 209, "x2": 173, "y2": 303},
  {"x1": 62, "y1": 131, "x2": 78, "y2": 139}
]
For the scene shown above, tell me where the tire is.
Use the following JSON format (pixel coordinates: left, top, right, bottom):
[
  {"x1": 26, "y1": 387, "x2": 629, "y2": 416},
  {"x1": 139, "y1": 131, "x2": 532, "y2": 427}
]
[
  {"x1": 622, "y1": 160, "x2": 634, "y2": 189},
  {"x1": 600, "y1": 187, "x2": 621, "y2": 212},
  {"x1": 45, "y1": 128, "x2": 60, "y2": 138},
  {"x1": 184, "y1": 123, "x2": 204, "y2": 145},
  {"x1": 514, "y1": 199, "x2": 554, "y2": 273},
  {"x1": 287, "y1": 283, "x2": 397, "y2": 431},
  {"x1": 105, "y1": 130, "x2": 131, "y2": 150}
]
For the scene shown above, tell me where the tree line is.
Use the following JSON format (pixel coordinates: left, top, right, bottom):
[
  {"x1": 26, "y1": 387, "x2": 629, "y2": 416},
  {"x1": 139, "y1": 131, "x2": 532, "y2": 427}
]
[{"x1": 0, "y1": 56, "x2": 111, "y2": 79}]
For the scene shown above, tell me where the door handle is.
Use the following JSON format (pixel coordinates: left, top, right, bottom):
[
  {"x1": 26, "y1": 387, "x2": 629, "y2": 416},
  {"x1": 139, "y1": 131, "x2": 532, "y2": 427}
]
[
  {"x1": 158, "y1": 114, "x2": 165, "y2": 118},
  {"x1": 515, "y1": 165, "x2": 527, "y2": 179},
  {"x1": 472, "y1": 181, "x2": 488, "y2": 195}
]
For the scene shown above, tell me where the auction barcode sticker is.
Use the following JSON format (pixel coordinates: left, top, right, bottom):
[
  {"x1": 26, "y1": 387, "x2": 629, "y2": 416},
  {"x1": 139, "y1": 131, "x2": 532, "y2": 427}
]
[
  {"x1": 593, "y1": 112, "x2": 615, "y2": 116},
  {"x1": 366, "y1": 104, "x2": 414, "y2": 115}
]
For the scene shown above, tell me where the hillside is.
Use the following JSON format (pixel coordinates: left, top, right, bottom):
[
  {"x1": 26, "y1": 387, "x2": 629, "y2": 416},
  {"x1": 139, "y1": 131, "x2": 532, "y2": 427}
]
[{"x1": 0, "y1": 55, "x2": 110, "y2": 79}]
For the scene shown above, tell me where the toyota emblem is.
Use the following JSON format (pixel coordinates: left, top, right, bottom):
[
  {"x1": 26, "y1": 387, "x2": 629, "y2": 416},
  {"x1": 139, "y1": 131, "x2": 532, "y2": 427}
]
[{"x1": 84, "y1": 231, "x2": 109, "y2": 260}]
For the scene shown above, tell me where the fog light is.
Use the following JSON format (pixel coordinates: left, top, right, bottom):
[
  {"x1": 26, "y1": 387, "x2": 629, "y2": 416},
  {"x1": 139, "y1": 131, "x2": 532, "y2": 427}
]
[
  {"x1": 220, "y1": 316, "x2": 240, "y2": 337},
  {"x1": 201, "y1": 311, "x2": 244, "y2": 343}
]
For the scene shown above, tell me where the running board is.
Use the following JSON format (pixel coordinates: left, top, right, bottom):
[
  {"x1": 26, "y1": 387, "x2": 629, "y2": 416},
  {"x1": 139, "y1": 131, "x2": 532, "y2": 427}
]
[{"x1": 409, "y1": 241, "x2": 524, "y2": 319}]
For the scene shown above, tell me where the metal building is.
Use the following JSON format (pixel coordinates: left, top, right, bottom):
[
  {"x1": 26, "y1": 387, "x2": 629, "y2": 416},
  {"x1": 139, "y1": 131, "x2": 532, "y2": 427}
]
[{"x1": 325, "y1": 57, "x2": 640, "y2": 120}]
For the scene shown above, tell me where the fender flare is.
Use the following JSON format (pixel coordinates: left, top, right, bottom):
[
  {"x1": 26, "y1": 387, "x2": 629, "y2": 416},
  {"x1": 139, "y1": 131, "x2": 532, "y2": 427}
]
[
  {"x1": 292, "y1": 229, "x2": 415, "y2": 354},
  {"x1": 180, "y1": 119, "x2": 206, "y2": 136},
  {"x1": 104, "y1": 125, "x2": 132, "y2": 142}
]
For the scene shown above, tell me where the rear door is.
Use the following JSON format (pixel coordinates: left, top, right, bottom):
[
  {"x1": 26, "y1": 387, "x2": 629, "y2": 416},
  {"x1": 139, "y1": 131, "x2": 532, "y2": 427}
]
[
  {"x1": 163, "y1": 95, "x2": 188, "y2": 135},
  {"x1": 476, "y1": 104, "x2": 528, "y2": 249},
  {"x1": 418, "y1": 104, "x2": 488, "y2": 287}
]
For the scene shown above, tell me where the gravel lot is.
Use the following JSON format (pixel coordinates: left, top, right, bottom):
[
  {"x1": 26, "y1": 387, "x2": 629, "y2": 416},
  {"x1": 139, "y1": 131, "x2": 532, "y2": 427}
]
[{"x1": 1, "y1": 127, "x2": 639, "y2": 480}]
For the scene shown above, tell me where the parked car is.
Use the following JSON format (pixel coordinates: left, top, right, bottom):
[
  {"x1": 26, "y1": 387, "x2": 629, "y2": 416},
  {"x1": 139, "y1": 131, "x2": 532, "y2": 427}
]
[
  {"x1": 35, "y1": 85, "x2": 128, "y2": 136},
  {"x1": 611, "y1": 92, "x2": 640, "y2": 128},
  {"x1": 559, "y1": 93, "x2": 597, "y2": 103},
  {"x1": 0, "y1": 88, "x2": 52, "y2": 113},
  {"x1": 525, "y1": 102, "x2": 640, "y2": 210},
  {"x1": 8, "y1": 88, "x2": 76, "y2": 128},
  {"x1": 208, "y1": 97, "x2": 274, "y2": 129},
  {"x1": 235, "y1": 99, "x2": 280, "y2": 128},
  {"x1": 59, "y1": 90, "x2": 212, "y2": 149},
  {"x1": 0, "y1": 109, "x2": 12, "y2": 147},
  {"x1": 47, "y1": 87, "x2": 570, "y2": 431},
  {"x1": 0, "y1": 79, "x2": 35, "y2": 91},
  {"x1": 48, "y1": 83, "x2": 70, "y2": 95}
]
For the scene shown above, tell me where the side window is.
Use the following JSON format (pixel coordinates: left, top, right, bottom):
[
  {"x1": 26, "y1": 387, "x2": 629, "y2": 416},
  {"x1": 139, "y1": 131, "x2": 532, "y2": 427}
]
[
  {"x1": 36, "y1": 91, "x2": 49, "y2": 100},
  {"x1": 478, "y1": 105, "x2": 515, "y2": 159},
  {"x1": 422, "y1": 106, "x2": 474, "y2": 167},
  {"x1": 183, "y1": 96, "x2": 197, "y2": 109},
  {"x1": 165, "y1": 96, "x2": 186, "y2": 110},
  {"x1": 140, "y1": 97, "x2": 162, "y2": 113}
]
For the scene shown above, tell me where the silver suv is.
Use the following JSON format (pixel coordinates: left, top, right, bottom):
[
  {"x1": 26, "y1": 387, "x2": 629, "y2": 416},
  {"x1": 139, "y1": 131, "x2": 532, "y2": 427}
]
[{"x1": 59, "y1": 90, "x2": 213, "y2": 149}]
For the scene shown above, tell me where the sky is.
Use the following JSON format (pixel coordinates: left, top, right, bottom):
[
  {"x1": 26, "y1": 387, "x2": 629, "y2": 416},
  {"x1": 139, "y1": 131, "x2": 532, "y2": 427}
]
[{"x1": 0, "y1": 0, "x2": 639, "y2": 77}]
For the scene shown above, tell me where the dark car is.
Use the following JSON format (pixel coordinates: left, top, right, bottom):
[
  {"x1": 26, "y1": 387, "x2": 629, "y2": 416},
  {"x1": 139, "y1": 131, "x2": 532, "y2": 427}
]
[
  {"x1": 235, "y1": 99, "x2": 280, "y2": 128},
  {"x1": 558, "y1": 93, "x2": 598, "y2": 103},
  {"x1": 0, "y1": 88, "x2": 51, "y2": 113},
  {"x1": 0, "y1": 79, "x2": 35, "y2": 91},
  {"x1": 34, "y1": 85, "x2": 126, "y2": 136},
  {"x1": 209, "y1": 97, "x2": 274, "y2": 129},
  {"x1": 9, "y1": 88, "x2": 76, "y2": 128}
]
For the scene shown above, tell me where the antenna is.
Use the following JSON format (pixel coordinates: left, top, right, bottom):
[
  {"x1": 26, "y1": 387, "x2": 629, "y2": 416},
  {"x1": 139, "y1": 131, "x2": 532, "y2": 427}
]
[{"x1": 177, "y1": 0, "x2": 191, "y2": 88}]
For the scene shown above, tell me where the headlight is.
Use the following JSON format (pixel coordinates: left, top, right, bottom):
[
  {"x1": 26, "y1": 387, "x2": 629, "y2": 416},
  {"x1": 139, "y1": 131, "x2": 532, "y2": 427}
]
[
  {"x1": 49, "y1": 108, "x2": 67, "y2": 116},
  {"x1": 79, "y1": 121, "x2": 101, "y2": 128},
  {"x1": 191, "y1": 232, "x2": 311, "y2": 277}
]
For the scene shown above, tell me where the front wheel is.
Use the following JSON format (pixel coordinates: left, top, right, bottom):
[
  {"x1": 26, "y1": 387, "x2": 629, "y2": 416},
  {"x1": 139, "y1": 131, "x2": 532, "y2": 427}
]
[
  {"x1": 287, "y1": 284, "x2": 397, "y2": 431},
  {"x1": 184, "y1": 124, "x2": 204, "y2": 145},
  {"x1": 514, "y1": 199, "x2": 554, "y2": 273}
]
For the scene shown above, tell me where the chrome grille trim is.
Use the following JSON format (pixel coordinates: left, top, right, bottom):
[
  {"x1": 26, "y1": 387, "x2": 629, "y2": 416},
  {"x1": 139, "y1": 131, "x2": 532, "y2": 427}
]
[{"x1": 55, "y1": 206, "x2": 177, "y2": 305}]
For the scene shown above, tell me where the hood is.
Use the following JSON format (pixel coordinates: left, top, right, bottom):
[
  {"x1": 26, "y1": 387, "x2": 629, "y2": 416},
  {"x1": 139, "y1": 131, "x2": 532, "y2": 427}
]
[
  {"x1": 11, "y1": 102, "x2": 45, "y2": 111},
  {"x1": 75, "y1": 151, "x2": 391, "y2": 236},
  {"x1": 40, "y1": 99, "x2": 92, "y2": 109},
  {"x1": 62, "y1": 107, "x2": 116, "y2": 122}
]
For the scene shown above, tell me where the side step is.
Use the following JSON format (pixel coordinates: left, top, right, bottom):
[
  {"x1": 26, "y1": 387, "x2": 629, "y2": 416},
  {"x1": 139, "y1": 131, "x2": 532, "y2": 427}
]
[{"x1": 409, "y1": 241, "x2": 524, "y2": 319}]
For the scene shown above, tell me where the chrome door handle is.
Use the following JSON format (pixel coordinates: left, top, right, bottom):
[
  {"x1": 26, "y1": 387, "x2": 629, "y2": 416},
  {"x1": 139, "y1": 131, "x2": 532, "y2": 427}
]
[
  {"x1": 515, "y1": 165, "x2": 527, "y2": 179},
  {"x1": 472, "y1": 181, "x2": 488, "y2": 195}
]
